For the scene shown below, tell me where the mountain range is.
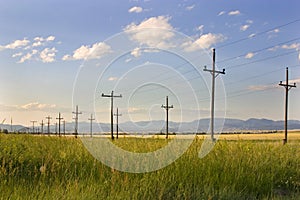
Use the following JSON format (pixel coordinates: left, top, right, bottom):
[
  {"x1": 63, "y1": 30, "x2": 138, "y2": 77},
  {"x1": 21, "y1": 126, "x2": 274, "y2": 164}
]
[{"x1": 1, "y1": 118, "x2": 300, "y2": 134}]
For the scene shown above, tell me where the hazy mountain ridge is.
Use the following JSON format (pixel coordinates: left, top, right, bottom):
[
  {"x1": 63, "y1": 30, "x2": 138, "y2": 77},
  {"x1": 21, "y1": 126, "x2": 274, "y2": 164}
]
[{"x1": 1, "y1": 118, "x2": 300, "y2": 133}]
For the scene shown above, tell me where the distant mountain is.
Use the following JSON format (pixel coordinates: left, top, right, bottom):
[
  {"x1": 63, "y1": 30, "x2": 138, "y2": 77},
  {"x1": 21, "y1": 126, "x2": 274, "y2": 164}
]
[{"x1": 1, "y1": 118, "x2": 300, "y2": 134}]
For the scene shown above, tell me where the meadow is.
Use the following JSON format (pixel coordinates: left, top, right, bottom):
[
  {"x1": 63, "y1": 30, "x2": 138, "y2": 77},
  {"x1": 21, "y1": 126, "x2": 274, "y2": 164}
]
[{"x1": 0, "y1": 133, "x2": 299, "y2": 199}]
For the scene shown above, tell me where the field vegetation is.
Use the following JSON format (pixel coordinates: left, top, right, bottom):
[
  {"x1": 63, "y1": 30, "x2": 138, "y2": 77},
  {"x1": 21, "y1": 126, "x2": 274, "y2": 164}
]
[{"x1": 0, "y1": 133, "x2": 299, "y2": 199}]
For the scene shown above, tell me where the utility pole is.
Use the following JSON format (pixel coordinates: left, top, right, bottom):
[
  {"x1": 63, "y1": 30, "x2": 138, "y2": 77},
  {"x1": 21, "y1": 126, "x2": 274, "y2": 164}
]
[
  {"x1": 56, "y1": 112, "x2": 63, "y2": 137},
  {"x1": 46, "y1": 116, "x2": 52, "y2": 136},
  {"x1": 161, "y1": 96, "x2": 173, "y2": 139},
  {"x1": 55, "y1": 122, "x2": 57, "y2": 135},
  {"x1": 30, "y1": 120, "x2": 37, "y2": 134},
  {"x1": 63, "y1": 120, "x2": 66, "y2": 136},
  {"x1": 114, "y1": 108, "x2": 122, "y2": 139},
  {"x1": 279, "y1": 67, "x2": 296, "y2": 144},
  {"x1": 102, "y1": 91, "x2": 122, "y2": 140},
  {"x1": 88, "y1": 114, "x2": 95, "y2": 137},
  {"x1": 72, "y1": 105, "x2": 82, "y2": 138},
  {"x1": 40, "y1": 120, "x2": 44, "y2": 134},
  {"x1": 10, "y1": 117, "x2": 13, "y2": 132},
  {"x1": 203, "y1": 48, "x2": 225, "y2": 141}
]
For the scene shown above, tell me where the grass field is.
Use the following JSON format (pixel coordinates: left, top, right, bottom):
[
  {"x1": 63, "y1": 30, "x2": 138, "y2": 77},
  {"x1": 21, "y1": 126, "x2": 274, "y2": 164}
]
[{"x1": 0, "y1": 133, "x2": 299, "y2": 199}]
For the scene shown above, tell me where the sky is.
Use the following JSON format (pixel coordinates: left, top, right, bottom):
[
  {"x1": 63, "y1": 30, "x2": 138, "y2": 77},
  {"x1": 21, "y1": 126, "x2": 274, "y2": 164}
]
[{"x1": 0, "y1": 0, "x2": 299, "y2": 127}]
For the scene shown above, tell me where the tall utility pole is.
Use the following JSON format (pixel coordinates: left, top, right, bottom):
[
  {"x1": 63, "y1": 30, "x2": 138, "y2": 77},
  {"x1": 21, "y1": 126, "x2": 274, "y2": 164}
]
[
  {"x1": 203, "y1": 48, "x2": 225, "y2": 141},
  {"x1": 10, "y1": 118, "x2": 13, "y2": 132},
  {"x1": 279, "y1": 67, "x2": 296, "y2": 144},
  {"x1": 40, "y1": 120, "x2": 44, "y2": 134},
  {"x1": 114, "y1": 108, "x2": 122, "y2": 139},
  {"x1": 102, "y1": 91, "x2": 122, "y2": 140},
  {"x1": 56, "y1": 112, "x2": 63, "y2": 137},
  {"x1": 161, "y1": 96, "x2": 173, "y2": 139},
  {"x1": 72, "y1": 105, "x2": 82, "y2": 138},
  {"x1": 88, "y1": 114, "x2": 95, "y2": 137},
  {"x1": 30, "y1": 120, "x2": 37, "y2": 134},
  {"x1": 46, "y1": 116, "x2": 52, "y2": 135}
]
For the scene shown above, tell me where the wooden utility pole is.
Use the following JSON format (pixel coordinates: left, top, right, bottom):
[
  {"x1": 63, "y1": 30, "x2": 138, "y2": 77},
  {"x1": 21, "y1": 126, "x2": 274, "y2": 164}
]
[
  {"x1": 63, "y1": 120, "x2": 66, "y2": 136},
  {"x1": 30, "y1": 120, "x2": 37, "y2": 134},
  {"x1": 161, "y1": 96, "x2": 173, "y2": 139},
  {"x1": 279, "y1": 67, "x2": 296, "y2": 144},
  {"x1": 72, "y1": 105, "x2": 82, "y2": 138},
  {"x1": 203, "y1": 48, "x2": 225, "y2": 141},
  {"x1": 46, "y1": 116, "x2": 52, "y2": 135},
  {"x1": 56, "y1": 112, "x2": 63, "y2": 137},
  {"x1": 40, "y1": 120, "x2": 44, "y2": 134},
  {"x1": 88, "y1": 114, "x2": 95, "y2": 137},
  {"x1": 114, "y1": 108, "x2": 122, "y2": 139},
  {"x1": 102, "y1": 91, "x2": 122, "y2": 139}
]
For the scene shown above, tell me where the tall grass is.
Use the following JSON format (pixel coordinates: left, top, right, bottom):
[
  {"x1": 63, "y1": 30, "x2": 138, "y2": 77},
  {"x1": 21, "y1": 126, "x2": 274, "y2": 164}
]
[{"x1": 0, "y1": 134, "x2": 299, "y2": 199}]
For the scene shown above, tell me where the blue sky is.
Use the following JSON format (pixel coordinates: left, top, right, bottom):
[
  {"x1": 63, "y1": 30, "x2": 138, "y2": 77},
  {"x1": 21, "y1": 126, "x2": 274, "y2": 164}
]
[{"x1": 0, "y1": 0, "x2": 299, "y2": 126}]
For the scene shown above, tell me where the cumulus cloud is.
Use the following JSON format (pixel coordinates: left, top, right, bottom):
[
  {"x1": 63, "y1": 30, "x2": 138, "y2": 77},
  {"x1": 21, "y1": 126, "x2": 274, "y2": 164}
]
[
  {"x1": 128, "y1": 6, "x2": 143, "y2": 13},
  {"x1": 281, "y1": 43, "x2": 300, "y2": 50},
  {"x1": 20, "y1": 102, "x2": 56, "y2": 110},
  {"x1": 218, "y1": 11, "x2": 226, "y2": 16},
  {"x1": 62, "y1": 42, "x2": 112, "y2": 61},
  {"x1": 228, "y1": 10, "x2": 241, "y2": 16},
  {"x1": 245, "y1": 52, "x2": 255, "y2": 59},
  {"x1": 0, "y1": 38, "x2": 30, "y2": 50},
  {"x1": 131, "y1": 47, "x2": 142, "y2": 57},
  {"x1": 12, "y1": 52, "x2": 23, "y2": 58},
  {"x1": 240, "y1": 24, "x2": 250, "y2": 31},
  {"x1": 40, "y1": 47, "x2": 57, "y2": 63},
  {"x1": 32, "y1": 36, "x2": 55, "y2": 47},
  {"x1": 18, "y1": 49, "x2": 38, "y2": 63},
  {"x1": 185, "y1": 4, "x2": 195, "y2": 11},
  {"x1": 108, "y1": 77, "x2": 118, "y2": 81},
  {"x1": 182, "y1": 33, "x2": 225, "y2": 51},
  {"x1": 124, "y1": 16, "x2": 175, "y2": 49}
]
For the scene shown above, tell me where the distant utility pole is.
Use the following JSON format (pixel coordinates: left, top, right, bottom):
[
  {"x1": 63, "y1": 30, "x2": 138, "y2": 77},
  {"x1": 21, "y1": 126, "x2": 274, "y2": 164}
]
[
  {"x1": 114, "y1": 108, "x2": 122, "y2": 139},
  {"x1": 102, "y1": 91, "x2": 122, "y2": 140},
  {"x1": 30, "y1": 120, "x2": 37, "y2": 134},
  {"x1": 63, "y1": 120, "x2": 66, "y2": 136},
  {"x1": 46, "y1": 116, "x2": 52, "y2": 135},
  {"x1": 88, "y1": 114, "x2": 95, "y2": 137},
  {"x1": 161, "y1": 96, "x2": 173, "y2": 139},
  {"x1": 279, "y1": 67, "x2": 296, "y2": 144},
  {"x1": 203, "y1": 48, "x2": 225, "y2": 141},
  {"x1": 55, "y1": 122, "x2": 57, "y2": 135},
  {"x1": 72, "y1": 105, "x2": 82, "y2": 138},
  {"x1": 10, "y1": 118, "x2": 13, "y2": 132},
  {"x1": 56, "y1": 112, "x2": 63, "y2": 137},
  {"x1": 40, "y1": 120, "x2": 44, "y2": 134}
]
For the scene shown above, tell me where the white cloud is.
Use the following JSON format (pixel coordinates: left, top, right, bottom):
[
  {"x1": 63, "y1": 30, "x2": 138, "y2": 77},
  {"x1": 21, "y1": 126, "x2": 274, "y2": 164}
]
[
  {"x1": 131, "y1": 47, "x2": 142, "y2": 57},
  {"x1": 46, "y1": 36, "x2": 55, "y2": 41},
  {"x1": 108, "y1": 77, "x2": 118, "y2": 81},
  {"x1": 32, "y1": 36, "x2": 55, "y2": 47},
  {"x1": 1, "y1": 38, "x2": 30, "y2": 50},
  {"x1": 248, "y1": 85, "x2": 275, "y2": 91},
  {"x1": 281, "y1": 43, "x2": 300, "y2": 50},
  {"x1": 185, "y1": 4, "x2": 195, "y2": 11},
  {"x1": 248, "y1": 33, "x2": 256, "y2": 38},
  {"x1": 240, "y1": 24, "x2": 250, "y2": 31},
  {"x1": 218, "y1": 11, "x2": 226, "y2": 16},
  {"x1": 128, "y1": 6, "x2": 143, "y2": 13},
  {"x1": 20, "y1": 102, "x2": 56, "y2": 110},
  {"x1": 228, "y1": 10, "x2": 241, "y2": 16},
  {"x1": 12, "y1": 52, "x2": 23, "y2": 58},
  {"x1": 63, "y1": 42, "x2": 112, "y2": 61},
  {"x1": 196, "y1": 25, "x2": 204, "y2": 34},
  {"x1": 246, "y1": 20, "x2": 254, "y2": 24},
  {"x1": 18, "y1": 49, "x2": 38, "y2": 63},
  {"x1": 245, "y1": 52, "x2": 255, "y2": 59},
  {"x1": 268, "y1": 45, "x2": 280, "y2": 51},
  {"x1": 182, "y1": 33, "x2": 225, "y2": 51},
  {"x1": 40, "y1": 47, "x2": 57, "y2": 63},
  {"x1": 124, "y1": 16, "x2": 175, "y2": 49}
]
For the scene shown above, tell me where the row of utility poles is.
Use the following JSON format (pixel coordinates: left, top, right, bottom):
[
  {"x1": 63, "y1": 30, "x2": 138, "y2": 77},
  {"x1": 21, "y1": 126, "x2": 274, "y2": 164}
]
[{"x1": 27, "y1": 49, "x2": 295, "y2": 143}]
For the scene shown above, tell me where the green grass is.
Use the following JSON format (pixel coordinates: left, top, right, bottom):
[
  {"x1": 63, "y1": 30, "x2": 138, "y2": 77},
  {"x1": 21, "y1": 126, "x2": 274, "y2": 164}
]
[{"x1": 0, "y1": 134, "x2": 299, "y2": 199}]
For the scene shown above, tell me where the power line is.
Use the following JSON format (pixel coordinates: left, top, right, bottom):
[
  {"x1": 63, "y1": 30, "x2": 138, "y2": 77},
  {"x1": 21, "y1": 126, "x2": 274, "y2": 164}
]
[{"x1": 216, "y1": 18, "x2": 300, "y2": 49}]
